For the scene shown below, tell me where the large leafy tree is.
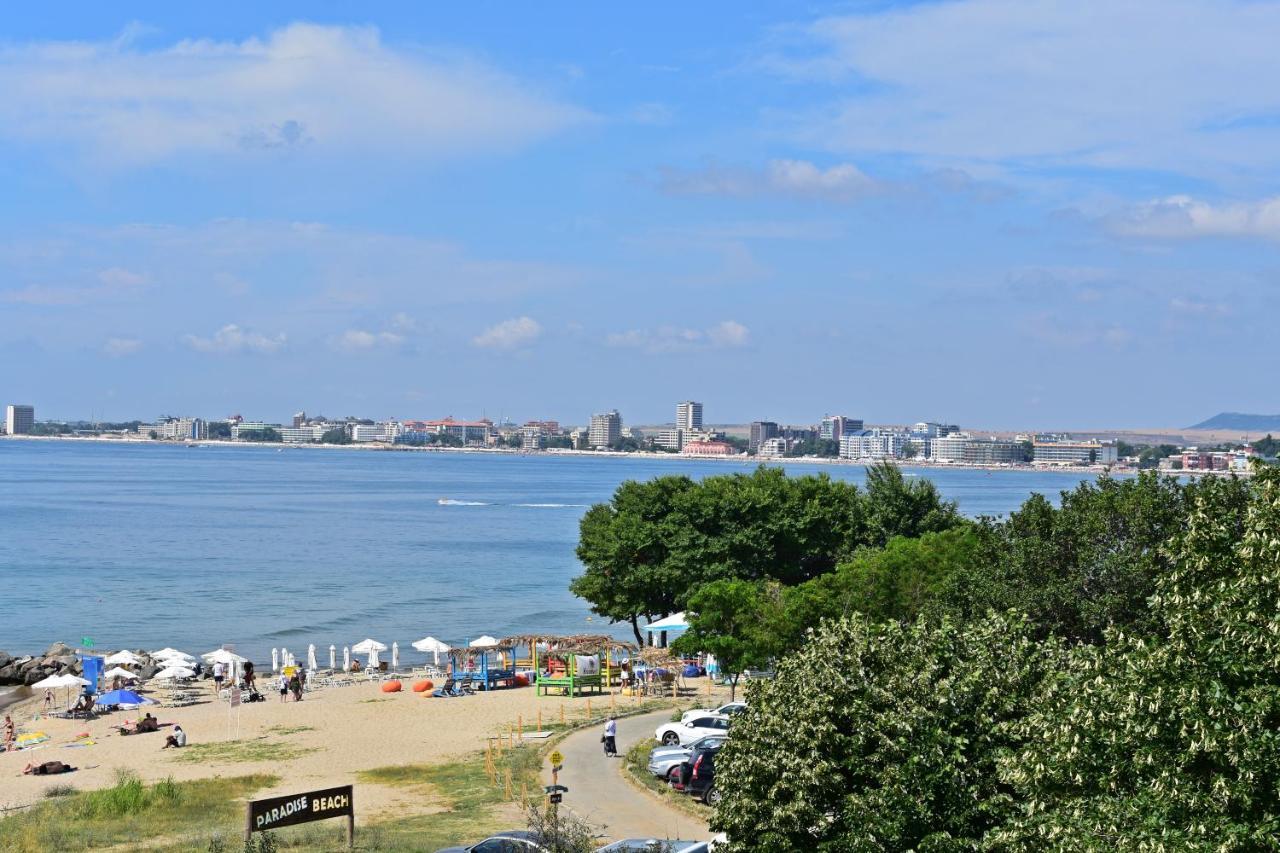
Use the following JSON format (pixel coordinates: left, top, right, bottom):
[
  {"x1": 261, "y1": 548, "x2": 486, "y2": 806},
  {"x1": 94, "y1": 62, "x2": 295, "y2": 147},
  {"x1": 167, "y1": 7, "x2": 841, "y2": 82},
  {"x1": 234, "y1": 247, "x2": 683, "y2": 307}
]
[
  {"x1": 672, "y1": 579, "x2": 782, "y2": 700},
  {"x1": 994, "y1": 470, "x2": 1278, "y2": 850},
  {"x1": 712, "y1": 612, "x2": 1059, "y2": 851},
  {"x1": 942, "y1": 472, "x2": 1250, "y2": 643}
]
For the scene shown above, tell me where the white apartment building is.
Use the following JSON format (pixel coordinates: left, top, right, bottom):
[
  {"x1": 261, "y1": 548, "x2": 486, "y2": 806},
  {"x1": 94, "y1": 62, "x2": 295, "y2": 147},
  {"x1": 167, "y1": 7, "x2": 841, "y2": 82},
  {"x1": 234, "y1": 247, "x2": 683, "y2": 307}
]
[
  {"x1": 757, "y1": 437, "x2": 790, "y2": 458},
  {"x1": 654, "y1": 428, "x2": 683, "y2": 451},
  {"x1": 589, "y1": 410, "x2": 622, "y2": 448},
  {"x1": 839, "y1": 429, "x2": 908, "y2": 460},
  {"x1": 930, "y1": 432, "x2": 972, "y2": 463},
  {"x1": 1032, "y1": 439, "x2": 1118, "y2": 466},
  {"x1": 4, "y1": 404, "x2": 34, "y2": 435},
  {"x1": 676, "y1": 401, "x2": 703, "y2": 432}
]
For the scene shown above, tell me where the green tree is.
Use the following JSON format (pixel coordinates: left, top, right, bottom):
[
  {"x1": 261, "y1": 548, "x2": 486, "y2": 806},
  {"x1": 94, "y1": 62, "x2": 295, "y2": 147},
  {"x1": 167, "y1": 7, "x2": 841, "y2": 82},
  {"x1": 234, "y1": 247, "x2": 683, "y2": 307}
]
[
  {"x1": 711, "y1": 612, "x2": 1059, "y2": 851},
  {"x1": 319, "y1": 428, "x2": 350, "y2": 445},
  {"x1": 238, "y1": 428, "x2": 282, "y2": 442},
  {"x1": 206, "y1": 421, "x2": 232, "y2": 439},
  {"x1": 995, "y1": 470, "x2": 1278, "y2": 850},
  {"x1": 941, "y1": 472, "x2": 1250, "y2": 643},
  {"x1": 862, "y1": 461, "x2": 962, "y2": 546},
  {"x1": 785, "y1": 438, "x2": 839, "y2": 457},
  {"x1": 673, "y1": 580, "x2": 782, "y2": 700},
  {"x1": 1251, "y1": 433, "x2": 1279, "y2": 458}
]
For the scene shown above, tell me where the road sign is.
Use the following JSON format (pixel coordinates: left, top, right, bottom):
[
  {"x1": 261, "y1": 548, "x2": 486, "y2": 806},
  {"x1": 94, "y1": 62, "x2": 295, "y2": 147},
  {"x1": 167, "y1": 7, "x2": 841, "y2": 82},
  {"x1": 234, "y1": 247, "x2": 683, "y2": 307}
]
[
  {"x1": 544, "y1": 785, "x2": 569, "y2": 794},
  {"x1": 549, "y1": 793, "x2": 562, "y2": 804},
  {"x1": 549, "y1": 750, "x2": 564, "y2": 766},
  {"x1": 229, "y1": 687, "x2": 242, "y2": 708}
]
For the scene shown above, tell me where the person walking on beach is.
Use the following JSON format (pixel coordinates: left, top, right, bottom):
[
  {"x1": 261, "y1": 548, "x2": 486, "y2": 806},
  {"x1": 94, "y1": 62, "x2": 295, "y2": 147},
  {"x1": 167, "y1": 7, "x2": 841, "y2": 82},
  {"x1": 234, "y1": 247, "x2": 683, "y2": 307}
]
[
  {"x1": 42, "y1": 689, "x2": 53, "y2": 714},
  {"x1": 2, "y1": 714, "x2": 14, "y2": 752},
  {"x1": 278, "y1": 672, "x2": 289, "y2": 702},
  {"x1": 212, "y1": 660, "x2": 225, "y2": 693},
  {"x1": 289, "y1": 671, "x2": 303, "y2": 702},
  {"x1": 602, "y1": 716, "x2": 617, "y2": 757}
]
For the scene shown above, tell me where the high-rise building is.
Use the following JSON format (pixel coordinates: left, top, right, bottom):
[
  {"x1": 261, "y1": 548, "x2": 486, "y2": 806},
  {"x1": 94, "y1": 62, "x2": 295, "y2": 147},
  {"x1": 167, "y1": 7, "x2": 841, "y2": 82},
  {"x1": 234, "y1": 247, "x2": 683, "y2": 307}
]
[
  {"x1": 292, "y1": 411, "x2": 307, "y2": 428},
  {"x1": 676, "y1": 401, "x2": 703, "y2": 432},
  {"x1": 749, "y1": 421, "x2": 779, "y2": 453},
  {"x1": 5, "y1": 405, "x2": 34, "y2": 435},
  {"x1": 588, "y1": 410, "x2": 622, "y2": 448},
  {"x1": 820, "y1": 415, "x2": 864, "y2": 442}
]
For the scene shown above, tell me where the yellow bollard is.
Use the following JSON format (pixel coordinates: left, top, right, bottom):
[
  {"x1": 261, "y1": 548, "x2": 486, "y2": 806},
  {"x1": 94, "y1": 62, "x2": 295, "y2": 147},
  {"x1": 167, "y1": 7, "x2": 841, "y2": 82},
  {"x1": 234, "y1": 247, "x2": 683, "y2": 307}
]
[
  {"x1": 586, "y1": 697, "x2": 592, "y2": 722},
  {"x1": 538, "y1": 709, "x2": 542, "y2": 731},
  {"x1": 518, "y1": 714, "x2": 523, "y2": 741},
  {"x1": 560, "y1": 706, "x2": 565, "y2": 726},
  {"x1": 505, "y1": 767, "x2": 513, "y2": 800},
  {"x1": 610, "y1": 694, "x2": 616, "y2": 716}
]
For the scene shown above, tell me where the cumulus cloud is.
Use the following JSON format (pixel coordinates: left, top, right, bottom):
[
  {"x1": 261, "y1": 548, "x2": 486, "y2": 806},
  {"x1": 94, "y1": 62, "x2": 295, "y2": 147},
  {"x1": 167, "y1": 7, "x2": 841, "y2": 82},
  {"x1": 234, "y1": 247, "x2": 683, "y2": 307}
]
[
  {"x1": 660, "y1": 158, "x2": 880, "y2": 201},
  {"x1": 765, "y1": 0, "x2": 1280, "y2": 177},
  {"x1": 333, "y1": 329, "x2": 405, "y2": 351},
  {"x1": 472, "y1": 316, "x2": 542, "y2": 350},
  {"x1": 1108, "y1": 195, "x2": 1280, "y2": 241},
  {"x1": 0, "y1": 23, "x2": 586, "y2": 165},
  {"x1": 183, "y1": 324, "x2": 286, "y2": 354},
  {"x1": 607, "y1": 320, "x2": 750, "y2": 353},
  {"x1": 102, "y1": 336, "x2": 143, "y2": 356}
]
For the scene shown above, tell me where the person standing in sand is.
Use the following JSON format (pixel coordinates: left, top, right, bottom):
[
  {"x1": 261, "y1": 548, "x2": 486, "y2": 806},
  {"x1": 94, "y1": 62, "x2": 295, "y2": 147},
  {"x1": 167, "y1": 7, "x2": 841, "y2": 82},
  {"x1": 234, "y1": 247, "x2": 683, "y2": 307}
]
[
  {"x1": 212, "y1": 660, "x2": 225, "y2": 693},
  {"x1": 602, "y1": 716, "x2": 617, "y2": 757},
  {"x1": 278, "y1": 672, "x2": 289, "y2": 702},
  {"x1": 3, "y1": 714, "x2": 14, "y2": 752}
]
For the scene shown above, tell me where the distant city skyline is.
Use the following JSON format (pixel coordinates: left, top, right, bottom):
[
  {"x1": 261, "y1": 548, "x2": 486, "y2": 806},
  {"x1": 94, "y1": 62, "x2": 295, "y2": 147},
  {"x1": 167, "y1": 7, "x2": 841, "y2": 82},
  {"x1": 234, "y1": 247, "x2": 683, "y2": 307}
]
[{"x1": 2, "y1": 3, "x2": 1279, "y2": 427}]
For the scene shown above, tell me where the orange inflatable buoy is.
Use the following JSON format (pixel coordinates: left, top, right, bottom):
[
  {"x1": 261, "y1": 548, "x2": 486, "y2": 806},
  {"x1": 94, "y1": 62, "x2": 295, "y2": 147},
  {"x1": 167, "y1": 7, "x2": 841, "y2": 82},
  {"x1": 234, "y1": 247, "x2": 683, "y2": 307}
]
[
  {"x1": 381, "y1": 680, "x2": 403, "y2": 693},
  {"x1": 412, "y1": 680, "x2": 432, "y2": 693}
]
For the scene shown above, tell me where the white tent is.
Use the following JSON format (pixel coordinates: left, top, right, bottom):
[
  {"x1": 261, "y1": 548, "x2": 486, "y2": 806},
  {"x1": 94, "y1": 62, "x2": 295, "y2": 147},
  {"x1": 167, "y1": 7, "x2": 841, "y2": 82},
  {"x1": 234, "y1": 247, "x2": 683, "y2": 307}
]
[
  {"x1": 104, "y1": 650, "x2": 142, "y2": 667},
  {"x1": 271, "y1": 648, "x2": 279, "y2": 672},
  {"x1": 152, "y1": 665, "x2": 196, "y2": 681},
  {"x1": 412, "y1": 636, "x2": 450, "y2": 665},
  {"x1": 103, "y1": 667, "x2": 137, "y2": 681},
  {"x1": 391, "y1": 642, "x2": 399, "y2": 670},
  {"x1": 202, "y1": 649, "x2": 247, "y2": 664},
  {"x1": 469, "y1": 635, "x2": 500, "y2": 648},
  {"x1": 281, "y1": 647, "x2": 291, "y2": 667},
  {"x1": 329, "y1": 645, "x2": 336, "y2": 670},
  {"x1": 343, "y1": 646, "x2": 351, "y2": 672},
  {"x1": 307, "y1": 644, "x2": 318, "y2": 672},
  {"x1": 351, "y1": 639, "x2": 386, "y2": 667},
  {"x1": 152, "y1": 648, "x2": 194, "y2": 660}
]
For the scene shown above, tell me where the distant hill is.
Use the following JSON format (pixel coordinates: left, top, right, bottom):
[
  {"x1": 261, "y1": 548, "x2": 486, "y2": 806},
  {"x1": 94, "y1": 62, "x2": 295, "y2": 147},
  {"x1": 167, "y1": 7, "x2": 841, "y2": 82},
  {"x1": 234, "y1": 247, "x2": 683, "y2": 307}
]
[{"x1": 1187, "y1": 412, "x2": 1280, "y2": 432}]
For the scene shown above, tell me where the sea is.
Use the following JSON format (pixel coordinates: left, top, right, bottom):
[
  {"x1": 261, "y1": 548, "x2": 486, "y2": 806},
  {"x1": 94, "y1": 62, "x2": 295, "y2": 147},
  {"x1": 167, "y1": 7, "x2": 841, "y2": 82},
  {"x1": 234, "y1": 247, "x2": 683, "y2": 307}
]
[{"x1": 0, "y1": 439, "x2": 1115, "y2": 663}]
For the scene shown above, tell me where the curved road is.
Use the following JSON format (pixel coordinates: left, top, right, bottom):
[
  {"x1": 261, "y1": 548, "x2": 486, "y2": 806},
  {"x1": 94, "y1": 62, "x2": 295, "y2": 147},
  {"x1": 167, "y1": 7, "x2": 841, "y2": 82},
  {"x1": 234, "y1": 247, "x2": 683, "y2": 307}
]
[{"x1": 543, "y1": 709, "x2": 710, "y2": 844}]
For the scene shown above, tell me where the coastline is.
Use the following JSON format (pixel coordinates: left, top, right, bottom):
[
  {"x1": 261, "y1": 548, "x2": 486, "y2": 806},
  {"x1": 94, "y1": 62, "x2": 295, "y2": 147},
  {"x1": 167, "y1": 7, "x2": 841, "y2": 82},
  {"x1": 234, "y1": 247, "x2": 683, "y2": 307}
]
[{"x1": 0, "y1": 432, "x2": 1187, "y2": 478}]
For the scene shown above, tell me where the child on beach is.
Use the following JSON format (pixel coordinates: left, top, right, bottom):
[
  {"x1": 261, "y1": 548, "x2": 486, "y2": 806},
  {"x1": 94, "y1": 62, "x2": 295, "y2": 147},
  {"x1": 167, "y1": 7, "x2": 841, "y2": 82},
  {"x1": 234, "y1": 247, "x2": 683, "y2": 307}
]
[{"x1": 278, "y1": 673, "x2": 289, "y2": 702}]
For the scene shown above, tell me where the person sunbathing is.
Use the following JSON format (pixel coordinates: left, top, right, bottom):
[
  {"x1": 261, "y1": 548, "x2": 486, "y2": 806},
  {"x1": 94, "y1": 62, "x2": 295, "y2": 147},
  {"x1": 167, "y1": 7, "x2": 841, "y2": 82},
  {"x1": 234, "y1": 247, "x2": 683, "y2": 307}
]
[{"x1": 22, "y1": 760, "x2": 75, "y2": 776}]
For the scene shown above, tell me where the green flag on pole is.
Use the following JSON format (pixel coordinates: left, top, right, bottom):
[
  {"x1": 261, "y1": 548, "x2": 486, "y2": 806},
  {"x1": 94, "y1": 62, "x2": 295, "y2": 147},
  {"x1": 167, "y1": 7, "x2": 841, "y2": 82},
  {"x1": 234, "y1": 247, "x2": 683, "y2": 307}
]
[{"x1": 81, "y1": 637, "x2": 95, "y2": 648}]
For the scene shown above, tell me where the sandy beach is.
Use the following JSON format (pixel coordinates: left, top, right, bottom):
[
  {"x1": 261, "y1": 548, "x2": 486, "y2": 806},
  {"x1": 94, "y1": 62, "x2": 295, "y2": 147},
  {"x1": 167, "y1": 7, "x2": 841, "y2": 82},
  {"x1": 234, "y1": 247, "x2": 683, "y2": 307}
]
[{"x1": 0, "y1": 675, "x2": 705, "y2": 823}]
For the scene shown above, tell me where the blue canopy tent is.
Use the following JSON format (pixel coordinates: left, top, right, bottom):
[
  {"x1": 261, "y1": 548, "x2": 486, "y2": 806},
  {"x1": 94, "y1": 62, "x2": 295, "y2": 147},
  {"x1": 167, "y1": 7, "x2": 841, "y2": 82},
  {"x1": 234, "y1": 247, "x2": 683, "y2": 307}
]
[
  {"x1": 95, "y1": 689, "x2": 154, "y2": 708},
  {"x1": 643, "y1": 612, "x2": 688, "y2": 648}
]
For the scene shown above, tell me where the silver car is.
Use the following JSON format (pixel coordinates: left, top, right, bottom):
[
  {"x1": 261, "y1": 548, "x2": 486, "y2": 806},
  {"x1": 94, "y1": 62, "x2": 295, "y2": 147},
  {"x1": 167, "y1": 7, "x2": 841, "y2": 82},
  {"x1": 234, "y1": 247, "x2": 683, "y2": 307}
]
[
  {"x1": 596, "y1": 841, "x2": 710, "y2": 853},
  {"x1": 646, "y1": 735, "x2": 727, "y2": 781}
]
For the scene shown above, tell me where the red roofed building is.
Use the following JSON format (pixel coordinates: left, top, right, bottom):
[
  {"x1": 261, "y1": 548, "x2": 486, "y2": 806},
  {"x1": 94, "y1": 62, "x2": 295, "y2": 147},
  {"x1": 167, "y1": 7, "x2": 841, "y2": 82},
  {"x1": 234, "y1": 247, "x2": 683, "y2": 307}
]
[{"x1": 401, "y1": 417, "x2": 493, "y2": 444}]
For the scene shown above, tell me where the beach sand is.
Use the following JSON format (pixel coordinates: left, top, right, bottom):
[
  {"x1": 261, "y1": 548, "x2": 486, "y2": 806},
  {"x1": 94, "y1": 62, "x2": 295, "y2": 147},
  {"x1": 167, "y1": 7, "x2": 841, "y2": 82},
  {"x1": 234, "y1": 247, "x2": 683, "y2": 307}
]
[{"x1": 0, "y1": 676, "x2": 705, "y2": 822}]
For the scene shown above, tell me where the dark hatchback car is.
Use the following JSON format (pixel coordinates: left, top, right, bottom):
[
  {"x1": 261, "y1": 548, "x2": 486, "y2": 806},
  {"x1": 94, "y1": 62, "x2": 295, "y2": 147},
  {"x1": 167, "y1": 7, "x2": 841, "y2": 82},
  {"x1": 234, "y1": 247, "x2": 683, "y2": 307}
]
[
  {"x1": 434, "y1": 830, "x2": 546, "y2": 852},
  {"x1": 672, "y1": 740, "x2": 724, "y2": 805}
]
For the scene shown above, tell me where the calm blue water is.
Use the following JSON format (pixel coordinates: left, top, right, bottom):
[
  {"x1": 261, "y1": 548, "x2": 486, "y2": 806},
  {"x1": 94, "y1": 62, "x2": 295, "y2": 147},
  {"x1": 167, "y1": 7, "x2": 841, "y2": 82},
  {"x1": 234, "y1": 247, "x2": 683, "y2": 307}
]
[{"x1": 0, "y1": 440, "x2": 1108, "y2": 661}]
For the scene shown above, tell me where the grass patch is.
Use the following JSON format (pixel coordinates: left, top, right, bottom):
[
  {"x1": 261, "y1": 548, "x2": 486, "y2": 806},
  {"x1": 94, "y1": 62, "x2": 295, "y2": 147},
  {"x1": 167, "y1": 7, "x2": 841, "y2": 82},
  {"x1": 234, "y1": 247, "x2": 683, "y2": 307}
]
[
  {"x1": 0, "y1": 770, "x2": 276, "y2": 853},
  {"x1": 41, "y1": 784, "x2": 76, "y2": 799},
  {"x1": 264, "y1": 724, "x2": 315, "y2": 736},
  {"x1": 358, "y1": 697, "x2": 393, "y2": 704},
  {"x1": 622, "y1": 740, "x2": 713, "y2": 821},
  {"x1": 173, "y1": 739, "x2": 313, "y2": 765}
]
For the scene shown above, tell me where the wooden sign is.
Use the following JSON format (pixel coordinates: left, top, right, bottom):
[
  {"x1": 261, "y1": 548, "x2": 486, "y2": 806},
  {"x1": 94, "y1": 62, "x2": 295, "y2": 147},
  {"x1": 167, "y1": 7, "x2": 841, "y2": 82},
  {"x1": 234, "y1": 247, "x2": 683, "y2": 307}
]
[{"x1": 246, "y1": 784, "x2": 354, "y2": 846}]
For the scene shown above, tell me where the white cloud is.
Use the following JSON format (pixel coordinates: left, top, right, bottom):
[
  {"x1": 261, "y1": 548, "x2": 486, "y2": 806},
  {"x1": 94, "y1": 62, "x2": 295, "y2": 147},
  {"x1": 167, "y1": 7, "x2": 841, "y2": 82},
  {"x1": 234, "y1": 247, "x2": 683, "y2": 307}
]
[
  {"x1": 333, "y1": 329, "x2": 405, "y2": 351},
  {"x1": 472, "y1": 316, "x2": 542, "y2": 350},
  {"x1": 660, "y1": 158, "x2": 880, "y2": 201},
  {"x1": 1, "y1": 265, "x2": 150, "y2": 306},
  {"x1": 607, "y1": 320, "x2": 751, "y2": 353},
  {"x1": 0, "y1": 23, "x2": 586, "y2": 166},
  {"x1": 102, "y1": 336, "x2": 142, "y2": 356},
  {"x1": 1108, "y1": 195, "x2": 1280, "y2": 241},
  {"x1": 1170, "y1": 297, "x2": 1230, "y2": 317},
  {"x1": 767, "y1": 0, "x2": 1280, "y2": 177},
  {"x1": 183, "y1": 324, "x2": 286, "y2": 354}
]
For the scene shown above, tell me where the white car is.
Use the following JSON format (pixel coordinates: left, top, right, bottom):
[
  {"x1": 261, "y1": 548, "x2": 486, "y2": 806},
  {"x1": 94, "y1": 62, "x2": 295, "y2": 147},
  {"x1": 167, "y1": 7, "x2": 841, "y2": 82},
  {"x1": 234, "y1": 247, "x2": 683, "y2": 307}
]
[
  {"x1": 655, "y1": 714, "x2": 731, "y2": 746},
  {"x1": 680, "y1": 702, "x2": 746, "y2": 723}
]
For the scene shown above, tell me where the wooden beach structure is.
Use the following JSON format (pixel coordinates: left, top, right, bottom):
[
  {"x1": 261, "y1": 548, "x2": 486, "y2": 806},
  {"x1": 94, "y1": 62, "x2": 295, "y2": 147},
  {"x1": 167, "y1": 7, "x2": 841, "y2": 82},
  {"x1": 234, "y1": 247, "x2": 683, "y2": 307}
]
[{"x1": 502, "y1": 634, "x2": 636, "y2": 698}]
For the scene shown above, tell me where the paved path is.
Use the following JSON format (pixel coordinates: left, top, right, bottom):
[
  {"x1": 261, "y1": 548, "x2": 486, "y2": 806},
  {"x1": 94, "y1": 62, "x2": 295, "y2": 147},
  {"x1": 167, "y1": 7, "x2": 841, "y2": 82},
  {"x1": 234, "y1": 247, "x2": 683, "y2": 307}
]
[{"x1": 543, "y1": 709, "x2": 710, "y2": 844}]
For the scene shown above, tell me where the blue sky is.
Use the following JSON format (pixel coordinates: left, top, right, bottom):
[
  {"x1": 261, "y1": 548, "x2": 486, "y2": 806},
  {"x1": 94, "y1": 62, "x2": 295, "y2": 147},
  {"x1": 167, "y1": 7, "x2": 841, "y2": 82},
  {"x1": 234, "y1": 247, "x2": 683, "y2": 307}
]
[{"x1": 1, "y1": 1, "x2": 1278, "y2": 429}]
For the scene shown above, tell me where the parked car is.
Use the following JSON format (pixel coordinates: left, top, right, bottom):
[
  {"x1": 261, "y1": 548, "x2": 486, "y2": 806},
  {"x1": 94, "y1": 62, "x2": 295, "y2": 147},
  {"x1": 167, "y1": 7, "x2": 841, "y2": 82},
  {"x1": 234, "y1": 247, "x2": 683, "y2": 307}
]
[
  {"x1": 596, "y1": 840, "x2": 712, "y2": 852},
  {"x1": 680, "y1": 702, "x2": 746, "y2": 723},
  {"x1": 647, "y1": 735, "x2": 727, "y2": 780},
  {"x1": 683, "y1": 745, "x2": 721, "y2": 806},
  {"x1": 434, "y1": 830, "x2": 547, "y2": 852},
  {"x1": 655, "y1": 715, "x2": 730, "y2": 746}
]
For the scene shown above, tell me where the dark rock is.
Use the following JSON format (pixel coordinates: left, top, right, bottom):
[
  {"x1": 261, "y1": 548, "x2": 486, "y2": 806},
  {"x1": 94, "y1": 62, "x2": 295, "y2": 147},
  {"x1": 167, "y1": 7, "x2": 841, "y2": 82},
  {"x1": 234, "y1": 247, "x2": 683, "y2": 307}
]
[
  {"x1": 0, "y1": 652, "x2": 11, "y2": 670},
  {"x1": 19, "y1": 658, "x2": 44, "y2": 673},
  {"x1": 22, "y1": 668, "x2": 50, "y2": 686},
  {"x1": 0, "y1": 662, "x2": 21, "y2": 684},
  {"x1": 52, "y1": 654, "x2": 79, "y2": 669}
]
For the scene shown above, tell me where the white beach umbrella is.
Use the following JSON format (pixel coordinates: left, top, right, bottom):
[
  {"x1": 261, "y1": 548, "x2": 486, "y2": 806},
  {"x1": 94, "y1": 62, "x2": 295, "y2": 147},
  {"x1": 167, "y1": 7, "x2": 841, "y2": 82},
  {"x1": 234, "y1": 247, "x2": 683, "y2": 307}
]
[
  {"x1": 103, "y1": 667, "x2": 137, "y2": 681},
  {"x1": 369, "y1": 646, "x2": 381, "y2": 669},
  {"x1": 307, "y1": 644, "x2": 318, "y2": 672},
  {"x1": 412, "y1": 636, "x2": 450, "y2": 665},
  {"x1": 391, "y1": 642, "x2": 399, "y2": 670},
  {"x1": 469, "y1": 635, "x2": 500, "y2": 649},
  {"x1": 271, "y1": 648, "x2": 279, "y2": 672},
  {"x1": 281, "y1": 647, "x2": 290, "y2": 667},
  {"x1": 153, "y1": 665, "x2": 196, "y2": 681},
  {"x1": 343, "y1": 646, "x2": 351, "y2": 672},
  {"x1": 329, "y1": 645, "x2": 336, "y2": 670},
  {"x1": 104, "y1": 650, "x2": 142, "y2": 667},
  {"x1": 351, "y1": 639, "x2": 387, "y2": 667},
  {"x1": 151, "y1": 648, "x2": 195, "y2": 663},
  {"x1": 202, "y1": 649, "x2": 247, "y2": 664},
  {"x1": 32, "y1": 673, "x2": 89, "y2": 689}
]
